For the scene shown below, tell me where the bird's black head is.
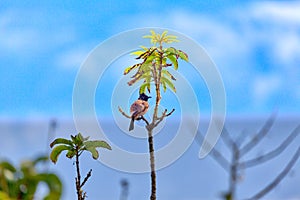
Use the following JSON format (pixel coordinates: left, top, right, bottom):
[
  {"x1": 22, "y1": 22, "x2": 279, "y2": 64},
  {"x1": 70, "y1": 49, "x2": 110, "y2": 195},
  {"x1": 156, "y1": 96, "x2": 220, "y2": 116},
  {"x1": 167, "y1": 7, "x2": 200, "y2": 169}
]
[{"x1": 138, "y1": 93, "x2": 151, "y2": 101}]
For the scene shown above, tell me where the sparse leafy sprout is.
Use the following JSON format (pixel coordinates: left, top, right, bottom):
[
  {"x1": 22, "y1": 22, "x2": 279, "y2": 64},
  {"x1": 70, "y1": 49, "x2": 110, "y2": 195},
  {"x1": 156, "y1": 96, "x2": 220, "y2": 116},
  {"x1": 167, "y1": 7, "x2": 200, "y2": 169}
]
[
  {"x1": 50, "y1": 133, "x2": 111, "y2": 164},
  {"x1": 50, "y1": 133, "x2": 111, "y2": 200},
  {"x1": 124, "y1": 30, "x2": 188, "y2": 95}
]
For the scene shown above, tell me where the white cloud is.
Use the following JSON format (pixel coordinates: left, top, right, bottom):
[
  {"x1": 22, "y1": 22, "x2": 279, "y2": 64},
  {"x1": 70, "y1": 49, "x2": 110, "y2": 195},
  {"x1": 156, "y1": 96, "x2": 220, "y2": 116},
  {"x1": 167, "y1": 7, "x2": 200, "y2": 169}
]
[
  {"x1": 0, "y1": 9, "x2": 77, "y2": 57},
  {"x1": 273, "y1": 31, "x2": 300, "y2": 65},
  {"x1": 0, "y1": 11, "x2": 39, "y2": 53},
  {"x1": 56, "y1": 48, "x2": 90, "y2": 69},
  {"x1": 252, "y1": 74, "x2": 282, "y2": 105},
  {"x1": 250, "y1": 1, "x2": 300, "y2": 25}
]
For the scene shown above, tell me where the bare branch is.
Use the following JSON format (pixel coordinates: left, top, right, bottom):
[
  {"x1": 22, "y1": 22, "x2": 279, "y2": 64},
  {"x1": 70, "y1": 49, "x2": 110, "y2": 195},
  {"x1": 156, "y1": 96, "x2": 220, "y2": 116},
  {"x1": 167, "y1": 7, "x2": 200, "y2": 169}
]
[
  {"x1": 195, "y1": 130, "x2": 230, "y2": 172},
  {"x1": 236, "y1": 129, "x2": 249, "y2": 148},
  {"x1": 240, "y1": 113, "x2": 276, "y2": 157},
  {"x1": 219, "y1": 125, "x2": 237, "y2": 151},
  {"x1": 80, "y1": 169, "x2": 92, "y2": 188},
  {"x1": 245, "y1": 147, "x2": 300, "y2": 200},
  {"x1": 165, "y1": 108, "x2": 175, "y2": 117},
  {"x1": 154, "y1": 109, "x2": 175, "y2": 127},
  {"x1": 118, "y1": 106, "x2": 131, "y2": 119},
  {"x1": 140, "y1": 116, "x2": 150, "y2": 126},
  {"x1": 239, "y1": 125, "x2": 300, "y2": 169}
]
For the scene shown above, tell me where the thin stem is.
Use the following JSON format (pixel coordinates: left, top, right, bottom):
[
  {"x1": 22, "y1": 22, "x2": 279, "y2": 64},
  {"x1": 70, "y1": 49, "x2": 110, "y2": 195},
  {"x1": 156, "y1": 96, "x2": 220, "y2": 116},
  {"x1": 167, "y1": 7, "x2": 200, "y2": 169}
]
[
  {"x1": 75, "y1": 146, "x2": 82, "y2": 200},
  {"x1": 81, "y1": 169, "x2": 92, "y2": 188},
  {"x1": 240, "y1": 114, "x2": 276, "y2": 157},
  {"x1": 147, "y1": 45, "x2": 163, "y2": 200},
  {"x1": 194, "y1": 130, "x2": 230, "y2": 172},
  {"x1": 239, "y1": 125, "x2": 300, "y2": 169},
  {"x1": 148, "y1": 129, "x2": 156, "y2": 200},
  {"x1": 229, "y1": 144, "x2": 239, "y2": 200},
  {"x1": 245, "y1": 147, "x2": 300, "y2": 200}
]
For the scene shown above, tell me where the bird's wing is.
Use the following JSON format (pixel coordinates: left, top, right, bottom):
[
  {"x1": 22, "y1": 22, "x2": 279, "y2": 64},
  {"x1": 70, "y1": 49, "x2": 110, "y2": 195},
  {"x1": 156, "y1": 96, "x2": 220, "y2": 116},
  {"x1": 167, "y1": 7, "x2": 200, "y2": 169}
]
[{"x1": 130, "y1": 100, "x2": 145, "y2": 114}]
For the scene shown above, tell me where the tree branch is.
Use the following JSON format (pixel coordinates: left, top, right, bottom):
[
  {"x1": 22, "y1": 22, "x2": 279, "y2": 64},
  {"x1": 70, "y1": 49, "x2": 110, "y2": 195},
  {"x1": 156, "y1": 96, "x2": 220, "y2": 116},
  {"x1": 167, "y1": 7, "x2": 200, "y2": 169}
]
[
  {"x1": 218, "y1": 125, "x2": 236, "y2": 151},
  {"x1": 154, "y1": 109, "x2": 175, "y2": 127},
  {"x1": 140, "y1": 116, "x2": 150, "y2": 126},
  {"x1": 80, "y1": 169, "x2": 92, "y2": 188},
  {"x1": 240, "y1": 113, "x2": 276, "y2": 157},
  {"x1": 235, "y1": 129, "x2": 249, "y2": 148},
  {"x1": 118, "y1": 106, "x2": 131, "y2": 119},
  {"x1": 245, "y1": 147, "x2": 300, "y2": 200},
  {"x1": 239, "y1": 125, "x2": 300, "y2": 169},
  {"x1": 195, "y1": 130, "x2": 230, "y2": 172}
]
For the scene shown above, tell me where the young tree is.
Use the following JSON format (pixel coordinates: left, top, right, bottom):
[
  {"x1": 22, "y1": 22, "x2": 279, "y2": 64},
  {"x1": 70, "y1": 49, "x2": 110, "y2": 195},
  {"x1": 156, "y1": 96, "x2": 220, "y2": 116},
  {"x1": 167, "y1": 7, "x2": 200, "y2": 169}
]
[
  {"x1": 119, "y1": 30, "x2": 188, "y2": 200},
  {"x1": 50, "y1": 133, "x2": 111, "y2": 200}
]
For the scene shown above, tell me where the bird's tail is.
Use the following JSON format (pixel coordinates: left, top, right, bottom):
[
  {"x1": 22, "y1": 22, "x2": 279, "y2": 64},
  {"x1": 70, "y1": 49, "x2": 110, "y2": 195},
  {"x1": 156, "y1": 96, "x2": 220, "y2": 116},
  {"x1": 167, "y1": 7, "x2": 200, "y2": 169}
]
[{"x1": 129, "y1": 117, "x2": 134, "y2": 131}]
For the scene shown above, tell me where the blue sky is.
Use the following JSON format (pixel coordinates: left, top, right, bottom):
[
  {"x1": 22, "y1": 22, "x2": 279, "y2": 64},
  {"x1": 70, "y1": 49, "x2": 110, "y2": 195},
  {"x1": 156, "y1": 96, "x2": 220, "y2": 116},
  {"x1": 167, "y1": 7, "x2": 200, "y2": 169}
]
[
  {"x1": 1, "y1": 1, "x2": 300, "y2": 199},
  {"x1": 1, "y1": 0, "x2": 300, "y2": 118}
]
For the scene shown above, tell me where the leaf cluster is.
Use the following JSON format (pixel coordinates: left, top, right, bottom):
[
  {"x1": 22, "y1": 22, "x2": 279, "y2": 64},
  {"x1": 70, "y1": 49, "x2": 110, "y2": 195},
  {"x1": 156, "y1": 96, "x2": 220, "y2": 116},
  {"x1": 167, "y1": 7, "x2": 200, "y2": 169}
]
[
  {"x1": 50, "y1": 133, "x2": 111, "y2": 164},
  {"x1": 0, "y1": 156, "x2": 62, "y2": 200},
  {"x1": 124, "y1": 30, "x2": 189, "y2": 94}
]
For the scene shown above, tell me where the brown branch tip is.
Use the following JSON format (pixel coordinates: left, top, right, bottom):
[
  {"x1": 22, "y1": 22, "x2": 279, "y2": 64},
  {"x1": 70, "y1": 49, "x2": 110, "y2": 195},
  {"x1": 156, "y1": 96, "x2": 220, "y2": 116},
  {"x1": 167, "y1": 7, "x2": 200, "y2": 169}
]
[{"x1": 118, "y1": 106, "x2": 131, "y2": 118}]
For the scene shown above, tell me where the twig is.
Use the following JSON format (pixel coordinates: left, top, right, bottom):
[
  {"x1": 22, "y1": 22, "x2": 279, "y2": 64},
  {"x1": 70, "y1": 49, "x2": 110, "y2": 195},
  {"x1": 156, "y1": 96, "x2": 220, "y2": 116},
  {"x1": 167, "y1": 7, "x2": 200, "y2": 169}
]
[
  {"x1": 75, "y1": 146, "x2": 82, "y2": 200},
  {"x1": 80, "y1": 169, "x2": 92, "y2": 188},
  {"x1": 154, "y1": 109, "x2": 175, "y2": 127},
  {"x1": 140, "y1": 116, "x2": 150, "y2": 126},
  {"x1": 195, "y1": 130, "x2": 230, "y2": 172},
  {"x1": 239, "y1": 125, "x2": 300, "y2": 169},
  {"x1": 240, "y1": 114, "x2": 276, "y2": 157},
  {"x1": 235, "y1": 129, "x2": 248, "y2": 148},
  {"x1": 118, "y1": 106, "x2": 131, "y2": 119},
  {"x1": 219, "y1": 125, "x2": 236, "y2": 151},
  {"x1": 245, "y1": 147, "x2": 300, "y2": 200},
  {"x1": 119, "y1": 106, "x2": 150, "y2": 127}
]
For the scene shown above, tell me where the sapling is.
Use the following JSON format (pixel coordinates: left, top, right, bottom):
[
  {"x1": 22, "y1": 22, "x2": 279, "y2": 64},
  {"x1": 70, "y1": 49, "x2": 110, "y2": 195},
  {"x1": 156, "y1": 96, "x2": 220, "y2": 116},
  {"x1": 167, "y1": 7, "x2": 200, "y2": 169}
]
[
  {"x1": 119, "y1": 30, "x2": 189, "y2": 200},
  {"x1": 50, "y1": 133, "x2": 111, "y2": 200}
]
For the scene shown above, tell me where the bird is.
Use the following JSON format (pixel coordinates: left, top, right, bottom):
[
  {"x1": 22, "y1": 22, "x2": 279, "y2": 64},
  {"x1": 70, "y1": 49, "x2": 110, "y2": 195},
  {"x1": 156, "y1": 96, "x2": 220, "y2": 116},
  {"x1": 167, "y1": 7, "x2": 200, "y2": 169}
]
[{"x1": 129, "y1": 93, "x2": 151, "y2": 131}]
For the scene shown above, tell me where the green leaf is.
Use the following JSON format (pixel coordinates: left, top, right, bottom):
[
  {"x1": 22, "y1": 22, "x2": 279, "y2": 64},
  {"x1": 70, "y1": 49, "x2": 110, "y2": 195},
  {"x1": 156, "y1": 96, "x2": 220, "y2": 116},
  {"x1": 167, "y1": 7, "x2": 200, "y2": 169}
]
[
  {"x1": 50, "y1": 138, "x2": 73, "y2": 148},
  {"x1": 84, "y1": 140, "x2": 111, "y2": 159},
  {"x1": 66, "y1": 150, "x2": 76, "y2": 158},
  {"x1": 162, "y1": 69, "x2": 176, "y2": 80},
  {"x1": 165, "y1": 47, "x2": 177, "y2": 55},
  {"x1": 0, "y1": 191, "x2": 11, "y2": 200},
  {"x1": 178, "y1": 50, "x2": 189, "y2": 62},
  {"x1": 124, "y1": 63, "x2": 142, "y2": 75},
  {"x1": 166, "y1": 38, "x2": 179, "y2": 43},
  {"x1": 143, "y1": 35, "x2": 153, "y2": 39},
  {"x1": 161, "y1": 30, "x2": 168, "y2": 38},
  {"x1": 86, "y1": 147, "x2": 99, "y2": 159},
  {"x1": 139, "y1": 82, "x2": 150, "y2": 94},
  {"x1": 167, "y1": 54, "x2": 178, "y2": 70},
  {"x1": 161, "y1": 77, "x2": 176, "y2": 93},
  {"x1": 84, "y1": 140, "x2": 112, "y2": 150},
  {"x1": 144, "y1": 54, "x2": 157, "y2": 64},
  {"x1": 136, "y1": 49, "x2": 150, "y2": 59},
  {"x1": 50, "y1": 145, "x2": 73, "y2": 164},
  {"x1": 130, "y1": 50, "x2": 145, "y2": 56},
  {"x1": 36, "y1": 173, "x2": 62, "y2": 200},
  {"x1": 0, "y1": 161, "x2": 17, "y2": 173},
  {"x1": 33, "y1": 155, "x2": 49, "y2": 165},
  {"x1": 162, "y1": 80, "x2": 167, "y2": 92},
  {"x1": 140, "y1": 45, "x2": 148, "y2": 51},
  {"x1": 71, "y1": 133, "x2": 85, "y2": 146}
]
